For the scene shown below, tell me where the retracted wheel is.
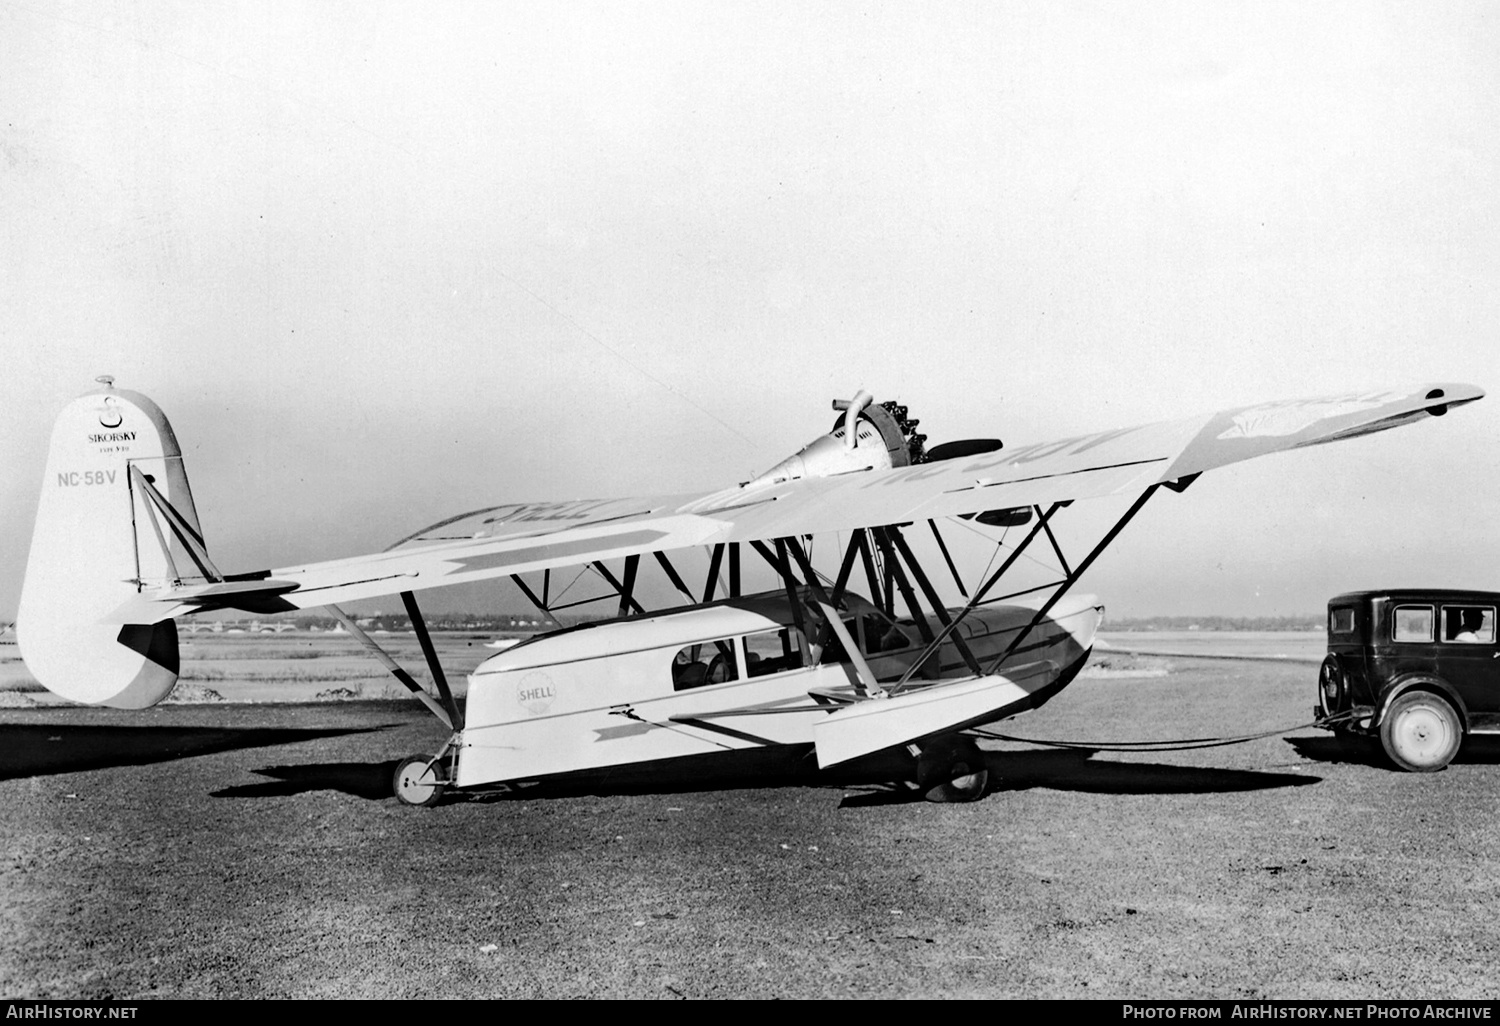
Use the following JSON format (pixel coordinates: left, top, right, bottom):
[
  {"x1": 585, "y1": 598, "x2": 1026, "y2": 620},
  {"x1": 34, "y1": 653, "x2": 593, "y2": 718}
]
[
  {"x1": 393, "y1": 754, "x2": 447, "y2": 807},
  {"x1": 1380, "y1": 692, "x2": 1462, "y2": 773},
  {"x1": 916, "y1": 735, "x2": 990, "y2": 803}
]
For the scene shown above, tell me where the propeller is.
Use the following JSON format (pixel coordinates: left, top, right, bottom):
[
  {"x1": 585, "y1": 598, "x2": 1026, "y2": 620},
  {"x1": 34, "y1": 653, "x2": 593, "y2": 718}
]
[{"x1": 922, "y1": 438, "x2": 1003, "y2": 463}]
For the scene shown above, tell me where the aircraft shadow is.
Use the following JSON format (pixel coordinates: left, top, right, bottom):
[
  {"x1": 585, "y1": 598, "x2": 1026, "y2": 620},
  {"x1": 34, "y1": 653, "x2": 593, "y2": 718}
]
[
  {"x1": 839, "y1": 748, "x2": 1320, "y2": 807},
  {"x1": 1286, "y1": 733, "x2": 1500, "y2": 769},
  {"x1": 0, "y1": 723, "x2": 380, "y2": 782},
  {"x1": 217, "y1": 745, "x2": 1324, "y2": 806},
  {"x1": 212, "y1": 761, "x2": 403, "y2": 801},
  {"x1": 984, "y1": 747, "x2": 1320, "y2": 795}
]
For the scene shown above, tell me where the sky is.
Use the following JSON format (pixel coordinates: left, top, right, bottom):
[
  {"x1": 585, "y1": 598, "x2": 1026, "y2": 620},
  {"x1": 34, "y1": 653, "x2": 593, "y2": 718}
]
[{"x1": 2, "y1": 0, "x2": 1497, "y2": 621}]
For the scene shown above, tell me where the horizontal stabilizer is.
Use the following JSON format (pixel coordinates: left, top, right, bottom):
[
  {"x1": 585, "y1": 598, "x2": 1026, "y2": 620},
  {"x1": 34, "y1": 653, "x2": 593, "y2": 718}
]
[
  {"x1": 812, "y1": 660, "x2": 1059, "y2": 768},
  {"x1": 105, "y1": 578, "x2": 302, "y2": 625}
]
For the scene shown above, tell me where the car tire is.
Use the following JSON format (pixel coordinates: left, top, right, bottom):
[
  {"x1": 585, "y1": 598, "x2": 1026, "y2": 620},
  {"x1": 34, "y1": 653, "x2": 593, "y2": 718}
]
[{"x1": 1379, "y1": 691, "x2": 1462, "y2": 773}]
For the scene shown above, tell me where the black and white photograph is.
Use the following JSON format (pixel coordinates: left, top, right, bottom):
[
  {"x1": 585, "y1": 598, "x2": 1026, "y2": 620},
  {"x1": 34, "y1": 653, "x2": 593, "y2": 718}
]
[{"x1": 1, "y1": 0, "x2": 1497, "y2": 1003}]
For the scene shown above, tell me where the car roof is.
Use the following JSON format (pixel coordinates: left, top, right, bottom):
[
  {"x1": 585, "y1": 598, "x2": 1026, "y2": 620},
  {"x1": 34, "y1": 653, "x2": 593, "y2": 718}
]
[{"x1": 1329, "y1": 589, "x2": 1500, "y2": 606}]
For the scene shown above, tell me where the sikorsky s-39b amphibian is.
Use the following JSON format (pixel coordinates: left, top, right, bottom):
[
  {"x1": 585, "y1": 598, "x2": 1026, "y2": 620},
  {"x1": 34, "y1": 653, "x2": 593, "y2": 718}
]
[{"x1": 17, "y1": 380, "x2": 1482, "y2": 802}]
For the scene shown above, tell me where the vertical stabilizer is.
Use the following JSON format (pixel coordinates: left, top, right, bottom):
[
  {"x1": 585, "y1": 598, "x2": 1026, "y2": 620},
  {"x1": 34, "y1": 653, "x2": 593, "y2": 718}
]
[{"x1": 18, "y1": 382, "x2": 203, "y2": 708}]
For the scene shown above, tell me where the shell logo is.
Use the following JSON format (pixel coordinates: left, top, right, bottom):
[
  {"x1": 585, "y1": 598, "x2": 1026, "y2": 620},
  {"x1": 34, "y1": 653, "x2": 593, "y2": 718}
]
[{"x1": 516, "y1": 671, "x2": 556, "y2": 715}]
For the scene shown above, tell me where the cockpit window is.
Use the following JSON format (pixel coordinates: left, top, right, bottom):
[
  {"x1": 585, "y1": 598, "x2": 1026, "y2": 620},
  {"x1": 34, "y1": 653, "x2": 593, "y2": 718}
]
[
  {"x1": 744, "y1": 627, "x2": 805, "y2": 677},
  {"x1": 1393, "y1": 606, "x2": 1434, "y2": 643},
  {"x1": 670, "y1": 639, "x2": 740, "y2": 691},
  {"x1": 861, "y1": 614, "x2": 910, "y2": 653}
]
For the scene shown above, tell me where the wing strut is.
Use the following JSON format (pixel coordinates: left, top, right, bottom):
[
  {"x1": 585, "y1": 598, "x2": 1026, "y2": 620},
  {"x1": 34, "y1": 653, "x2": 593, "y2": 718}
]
[
  {"x1": 890, "y1": 501, "x2": 1067, "y2": 689},
  {"x1": 886, "y1": 525, "x2": 983, "y2": 677},
  {"x1": 747, "y1": 539, "x2": 813, "y2": 653},
  {"x1": 590, "y1": 559, "x2": 646, "y2": 617},
  {"x1": 984, "y1": 485, "x2": 1162, "y2": 674},
  {"x1": 829, "y1": 532, "x2": 864, "y2": 606},
  {"x1": 928, "y1": 520, "x2": 968, "y2": 599},
  {"x1": 702, "y1": 544, "x2": 724, "y2": 602},
  {"x1": 400, "y1": 591, "x2": 463, "y2": 730},
  {"x1": 324, "y1": 602, "x2": 455, "y2": 729},
  {"x1": 653, "y1": 551, "x2": 697, "y2": 604},
  {"x1": 870, "y1": 527, "x2": 936, "y2": 645}
]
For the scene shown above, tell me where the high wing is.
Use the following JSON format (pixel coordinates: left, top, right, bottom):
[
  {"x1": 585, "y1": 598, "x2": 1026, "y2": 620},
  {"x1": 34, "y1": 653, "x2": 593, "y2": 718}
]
[{"x1": 110, "y1": 382, "x2": 1479, "y2": 622}]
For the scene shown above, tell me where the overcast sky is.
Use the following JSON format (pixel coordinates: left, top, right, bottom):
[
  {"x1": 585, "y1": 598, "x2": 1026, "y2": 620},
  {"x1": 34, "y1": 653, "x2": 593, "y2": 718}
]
[{"x1": 2, "y1": 0, "x2": 1497, "y2": 620}]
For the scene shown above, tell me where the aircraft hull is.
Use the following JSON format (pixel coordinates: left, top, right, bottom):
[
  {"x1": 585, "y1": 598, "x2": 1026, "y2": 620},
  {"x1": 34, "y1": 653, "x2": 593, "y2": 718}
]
[{"x1": 453, "y1": 595, "x2": 1102, "y2": 789}]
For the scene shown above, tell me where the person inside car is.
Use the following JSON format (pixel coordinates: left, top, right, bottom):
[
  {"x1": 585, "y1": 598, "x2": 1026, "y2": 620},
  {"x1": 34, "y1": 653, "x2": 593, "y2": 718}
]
[{"x1": 1453, "y1": 608, "x2": 1485, "y2": 643}]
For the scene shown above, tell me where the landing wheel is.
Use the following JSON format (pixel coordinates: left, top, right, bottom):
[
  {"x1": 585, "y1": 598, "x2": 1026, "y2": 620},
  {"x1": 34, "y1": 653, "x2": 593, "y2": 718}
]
[
  {"x1": 393, "y1": 754, "x2": 447, "y2": 807},
  {"x1": 1380, "y1": 692, "x2": 1462, "y2": 773},
  {"x1": 916, "y1": 735, "x2": 990, "y2": 803}
]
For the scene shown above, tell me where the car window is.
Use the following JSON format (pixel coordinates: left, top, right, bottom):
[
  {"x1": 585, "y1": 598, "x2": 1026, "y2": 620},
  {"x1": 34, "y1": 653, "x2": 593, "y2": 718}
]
[
  {"x1": 1329, "y1": 608, "x2": 1356, "y2": 635},
  {"x1": 1393, "y1": 605, "x2": 1434, "y2": 643},
  {"x1": 1442, "y1": 605, "x2": 1495, "y2": 644}
]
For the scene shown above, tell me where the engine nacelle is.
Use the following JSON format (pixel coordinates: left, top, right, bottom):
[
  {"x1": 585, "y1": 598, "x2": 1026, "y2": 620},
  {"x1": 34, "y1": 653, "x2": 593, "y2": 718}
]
[{"x1": 743, "y1": 391, "x2": 926, "y2": 488}]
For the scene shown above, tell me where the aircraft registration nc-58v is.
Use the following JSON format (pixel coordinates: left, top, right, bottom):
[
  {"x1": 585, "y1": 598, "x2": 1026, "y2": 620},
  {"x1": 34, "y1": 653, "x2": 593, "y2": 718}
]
[{"x1": 17, "y1": 379, "x2": 1484, "y2": 802}]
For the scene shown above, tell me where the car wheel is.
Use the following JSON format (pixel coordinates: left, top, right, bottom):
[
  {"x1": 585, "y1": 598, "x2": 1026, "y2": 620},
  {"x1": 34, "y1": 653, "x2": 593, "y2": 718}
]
[
  {"x1": 1379, "y1": 691, "x2": 1462, "y2": 773},
  {"x1": 916, "y1": 735, "x2": 990, "y2": 803}
]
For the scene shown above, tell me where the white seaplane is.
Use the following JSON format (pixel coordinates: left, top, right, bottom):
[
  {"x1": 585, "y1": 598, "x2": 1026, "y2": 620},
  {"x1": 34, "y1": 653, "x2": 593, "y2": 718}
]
[{"x1": 16, "y1": 379, "x2": 1483, "y2": 803}]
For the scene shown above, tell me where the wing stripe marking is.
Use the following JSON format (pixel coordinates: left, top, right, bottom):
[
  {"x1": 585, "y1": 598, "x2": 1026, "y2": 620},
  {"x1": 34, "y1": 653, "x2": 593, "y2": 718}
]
[
  {"x1": 446, "y1": 529, "x2": 672, "y2": 575},
  {"x1": 942, "y1": 456, "x2": 1168, "y2": 493}
]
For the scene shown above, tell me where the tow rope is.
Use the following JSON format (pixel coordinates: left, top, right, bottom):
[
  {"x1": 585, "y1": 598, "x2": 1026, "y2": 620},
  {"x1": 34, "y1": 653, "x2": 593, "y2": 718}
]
[{"x1": 972, "y1": 710, "x2": 1361, "y2": 753}]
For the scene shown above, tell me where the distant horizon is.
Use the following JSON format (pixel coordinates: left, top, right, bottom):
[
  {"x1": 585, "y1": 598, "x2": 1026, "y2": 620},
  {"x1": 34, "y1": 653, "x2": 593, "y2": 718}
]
[{"x1": 165, "y1": 607, "x2": 1331, "y2": 630}]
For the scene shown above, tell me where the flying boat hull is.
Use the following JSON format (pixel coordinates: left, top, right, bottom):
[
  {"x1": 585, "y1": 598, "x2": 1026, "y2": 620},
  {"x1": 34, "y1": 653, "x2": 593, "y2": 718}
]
[{"x1": 453, "y1": 593, "x2": 1102, "y2": 789}]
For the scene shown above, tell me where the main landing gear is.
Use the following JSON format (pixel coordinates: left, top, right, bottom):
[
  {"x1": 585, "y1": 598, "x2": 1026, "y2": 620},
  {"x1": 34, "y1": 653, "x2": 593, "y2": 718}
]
[{"x1": 915, "y1": 734, "x2": 990, "y2": 803}]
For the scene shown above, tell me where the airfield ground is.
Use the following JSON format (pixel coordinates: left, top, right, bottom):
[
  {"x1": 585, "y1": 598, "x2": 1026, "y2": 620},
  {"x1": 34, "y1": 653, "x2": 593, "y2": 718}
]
[{"x1": 1, "y1": 635, "x2": 1497, "y2": 1000}]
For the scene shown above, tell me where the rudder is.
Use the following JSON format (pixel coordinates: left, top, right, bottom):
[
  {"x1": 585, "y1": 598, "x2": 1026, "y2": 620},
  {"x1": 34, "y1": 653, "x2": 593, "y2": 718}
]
[{"x1": 18, "y1": 381, "x2": 206, "y2": 708}]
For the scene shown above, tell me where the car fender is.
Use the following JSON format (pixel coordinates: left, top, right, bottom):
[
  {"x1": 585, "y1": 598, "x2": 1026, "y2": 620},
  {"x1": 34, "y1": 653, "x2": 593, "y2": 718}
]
[{"x1": 1377, "y1": 674, "x2": 1469, "y2": 731}]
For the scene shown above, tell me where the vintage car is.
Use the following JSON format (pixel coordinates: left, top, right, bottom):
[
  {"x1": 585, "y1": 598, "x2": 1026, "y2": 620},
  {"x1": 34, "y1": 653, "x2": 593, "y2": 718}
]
[{"x1": 1316, "y1": 589, "x2": 1500, "y2": 771}]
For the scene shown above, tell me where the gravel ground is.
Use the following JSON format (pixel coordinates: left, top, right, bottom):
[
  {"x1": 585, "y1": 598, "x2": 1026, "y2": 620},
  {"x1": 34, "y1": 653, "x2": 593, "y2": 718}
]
[{"x1": 2, "y1": 657, "x2": 1498, "y2": 1000}]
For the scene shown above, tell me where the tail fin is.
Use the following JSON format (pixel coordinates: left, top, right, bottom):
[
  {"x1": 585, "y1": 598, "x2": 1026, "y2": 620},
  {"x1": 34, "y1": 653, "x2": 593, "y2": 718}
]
[{"x1": 18, "y1": 381, "x2": 207, "y2": 708}]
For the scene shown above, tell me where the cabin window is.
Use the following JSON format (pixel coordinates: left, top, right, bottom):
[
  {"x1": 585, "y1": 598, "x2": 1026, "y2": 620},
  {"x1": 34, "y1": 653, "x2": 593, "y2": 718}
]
[
  {"x1": 670, "y1": 639, "x2": 740, "y2": 691},
  {"x1": 1442, "y1": 605, "x2": 1494, "y2": 644},
  {"x1": 1393, "y1": 606, "x2": 1434, "y2": 643},
  {"x1": 744, "y1": 627, "x2": 805, "y2": 677},
  {"x1": 861, "y1": 614, "x2": 911, "y2": 653},
  {"x1": 1329, "y1": 609, "x2": 1356, "y2": 635}
]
